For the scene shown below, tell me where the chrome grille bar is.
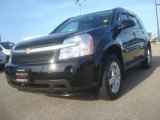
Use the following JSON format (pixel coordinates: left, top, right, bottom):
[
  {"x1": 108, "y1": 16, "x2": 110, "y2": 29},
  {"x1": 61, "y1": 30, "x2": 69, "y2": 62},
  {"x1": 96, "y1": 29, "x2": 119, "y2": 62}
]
[{"x1": 13, "y1": 42, "x2": 78, "y2": 54}]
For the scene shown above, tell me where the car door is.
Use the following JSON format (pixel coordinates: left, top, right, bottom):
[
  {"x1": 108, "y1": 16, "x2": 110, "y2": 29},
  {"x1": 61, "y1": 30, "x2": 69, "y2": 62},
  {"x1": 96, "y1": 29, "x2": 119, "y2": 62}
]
[
  {"x1": 127, "y1": 14, "x2": 144, "y2": 60},
  {"x1": 116, "y1": 13, "x2": 136, "y2": 64},
  {"x1": 135, "y1": 16, "x2": 147, "y2": 58}
]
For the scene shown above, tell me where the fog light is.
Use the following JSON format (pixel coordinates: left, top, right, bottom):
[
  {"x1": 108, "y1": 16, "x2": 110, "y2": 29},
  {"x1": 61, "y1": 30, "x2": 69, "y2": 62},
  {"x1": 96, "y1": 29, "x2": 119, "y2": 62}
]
[
  {"x1": 70, "y1": 67, "x2": 75, "y2": 73},
  {"x1": 66, "y1": 66, "x2": 76, "y2": 74}
]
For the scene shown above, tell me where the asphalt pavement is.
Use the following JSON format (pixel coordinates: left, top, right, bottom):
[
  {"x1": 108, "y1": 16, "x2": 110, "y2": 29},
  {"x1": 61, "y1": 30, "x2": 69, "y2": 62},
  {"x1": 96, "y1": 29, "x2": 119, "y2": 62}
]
[{"x1": 0, "y1": 44, "x2": 160, "y2": 120}]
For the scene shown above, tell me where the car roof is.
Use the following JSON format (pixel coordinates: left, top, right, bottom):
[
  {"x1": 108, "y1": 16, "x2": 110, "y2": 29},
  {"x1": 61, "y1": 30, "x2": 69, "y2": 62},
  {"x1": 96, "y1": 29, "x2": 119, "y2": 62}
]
[{"x1": 70, "y1": 7, "x2": 134, "y2": 19}]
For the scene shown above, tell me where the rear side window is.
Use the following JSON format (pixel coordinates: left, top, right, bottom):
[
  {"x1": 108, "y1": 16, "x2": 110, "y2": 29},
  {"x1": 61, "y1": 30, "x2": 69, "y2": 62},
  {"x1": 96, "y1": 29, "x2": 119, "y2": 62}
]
[
  {"x1": 119, "y1": 13, "x2": 128, "y2": 23},
  {"x1": 128, "y1": 15, "x2": 141, "y2": 28}
]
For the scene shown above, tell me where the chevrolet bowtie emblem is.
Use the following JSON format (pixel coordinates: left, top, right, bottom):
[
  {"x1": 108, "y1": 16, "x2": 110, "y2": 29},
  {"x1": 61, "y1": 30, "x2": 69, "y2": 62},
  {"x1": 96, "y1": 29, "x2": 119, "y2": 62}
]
[{"x1": 25, "y1": 48, "x2": 31, "y2": 54}]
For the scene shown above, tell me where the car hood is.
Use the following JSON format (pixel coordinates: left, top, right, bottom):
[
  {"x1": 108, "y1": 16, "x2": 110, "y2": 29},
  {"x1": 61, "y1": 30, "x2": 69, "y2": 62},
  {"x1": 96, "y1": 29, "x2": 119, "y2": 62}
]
[
  {"x1": 15, "y1": 32, "x2": 76, "y2": 49},
  {"x1": 15, "y1": 26, "x2": 111, "y2": 50}
]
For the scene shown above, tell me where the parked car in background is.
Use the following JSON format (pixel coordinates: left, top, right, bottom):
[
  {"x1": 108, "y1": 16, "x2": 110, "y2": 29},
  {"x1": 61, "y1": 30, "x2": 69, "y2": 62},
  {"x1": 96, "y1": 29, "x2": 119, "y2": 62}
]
[
  {"x1": 5, "y1": 8, "x2": 152, "y2": 100},
  {"x1": 0, "y1": 42, "x2": 15, "y2": 61},
  {"x1": 0, "y1": 51, "x2": 7, "y2": 69}
]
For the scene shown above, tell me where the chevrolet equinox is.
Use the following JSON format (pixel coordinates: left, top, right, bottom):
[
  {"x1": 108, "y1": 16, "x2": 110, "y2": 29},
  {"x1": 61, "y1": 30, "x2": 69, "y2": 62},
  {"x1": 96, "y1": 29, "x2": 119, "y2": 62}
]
[{"x1": 5, "y1": 8, "x2": 152, "y2": 100}]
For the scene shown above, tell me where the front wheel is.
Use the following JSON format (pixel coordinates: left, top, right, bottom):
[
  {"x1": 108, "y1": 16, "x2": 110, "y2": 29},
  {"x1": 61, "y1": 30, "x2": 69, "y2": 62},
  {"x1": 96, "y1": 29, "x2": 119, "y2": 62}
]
[{"x1": 98, "y1": 55, "x2": 122, "y2": 100}]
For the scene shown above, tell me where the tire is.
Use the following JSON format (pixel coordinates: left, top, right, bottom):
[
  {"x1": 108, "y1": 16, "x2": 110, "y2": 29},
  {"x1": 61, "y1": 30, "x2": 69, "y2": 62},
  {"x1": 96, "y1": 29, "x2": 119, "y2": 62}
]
[
  {"x1": 141, "y1": 47, "x2": 152, "y2": 69},
  {"x1": 98, "y1": 55, "x2": 122, "y2": 100}
]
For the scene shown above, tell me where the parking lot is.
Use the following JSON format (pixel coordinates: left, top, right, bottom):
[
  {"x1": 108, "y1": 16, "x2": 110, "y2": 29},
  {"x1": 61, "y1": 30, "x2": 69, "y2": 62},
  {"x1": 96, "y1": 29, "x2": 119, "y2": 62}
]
[{"x1": 0, "y1": 44, "x2": 160, "y2": 120}]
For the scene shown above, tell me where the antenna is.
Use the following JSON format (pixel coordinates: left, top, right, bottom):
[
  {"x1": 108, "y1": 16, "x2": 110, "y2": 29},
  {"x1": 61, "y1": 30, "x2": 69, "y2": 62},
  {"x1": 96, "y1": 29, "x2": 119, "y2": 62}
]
[{"x1": 75, "y1": 0, "x2": 87, "y2": 15}]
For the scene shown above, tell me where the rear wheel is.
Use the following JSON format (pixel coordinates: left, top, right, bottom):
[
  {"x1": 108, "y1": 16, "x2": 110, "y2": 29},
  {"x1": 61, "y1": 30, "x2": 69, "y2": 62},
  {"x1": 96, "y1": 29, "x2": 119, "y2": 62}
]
[
  {"x1": 98, "y1": 55, "x2": 122, "y2": 100},
  {"x1": 141, "y1": 47, "x2": 152, "y2": 69}
]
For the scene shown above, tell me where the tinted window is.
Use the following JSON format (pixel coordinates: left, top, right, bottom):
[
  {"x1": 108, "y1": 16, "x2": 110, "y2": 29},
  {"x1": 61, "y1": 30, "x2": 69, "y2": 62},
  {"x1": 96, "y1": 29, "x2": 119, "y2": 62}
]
[
  {"x1": 53, "y1": 10, "x2": 113, "y2": 33},
  {"x1": 128, "y1": 15, "x2": 141, "y2": 28},
  {"x1": 60, "y1": 22, "x2": 79, "y2": 33},
  {"x1": 119, "y1": 13, "x2": 128, "y2": 24}
]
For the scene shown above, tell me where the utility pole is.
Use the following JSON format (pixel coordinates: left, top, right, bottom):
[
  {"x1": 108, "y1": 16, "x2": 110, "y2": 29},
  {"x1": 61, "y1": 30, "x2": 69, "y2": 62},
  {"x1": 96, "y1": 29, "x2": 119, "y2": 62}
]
[
  {"x1": 155, "y1": 0, "x2": 160, "y2": 41},
  {"x1": 75, "y1": 0, "x2": 87, "y2": 15}
]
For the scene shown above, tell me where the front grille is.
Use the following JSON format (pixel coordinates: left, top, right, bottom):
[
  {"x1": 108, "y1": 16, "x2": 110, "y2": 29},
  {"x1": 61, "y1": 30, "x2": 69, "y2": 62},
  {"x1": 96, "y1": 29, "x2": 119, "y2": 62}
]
[
  {"x1": 15, "y1": 41, "x2": 61, "y2": 50},
  {"x1": 11, "y1": 51, "x2": 54, "y2": 64}
]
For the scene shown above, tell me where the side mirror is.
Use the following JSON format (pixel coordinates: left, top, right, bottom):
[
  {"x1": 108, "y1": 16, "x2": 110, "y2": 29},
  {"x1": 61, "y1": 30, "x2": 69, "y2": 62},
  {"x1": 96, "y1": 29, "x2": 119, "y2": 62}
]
[{"x1": 118, "y1": 20, "x2": 135, "y2": 30}]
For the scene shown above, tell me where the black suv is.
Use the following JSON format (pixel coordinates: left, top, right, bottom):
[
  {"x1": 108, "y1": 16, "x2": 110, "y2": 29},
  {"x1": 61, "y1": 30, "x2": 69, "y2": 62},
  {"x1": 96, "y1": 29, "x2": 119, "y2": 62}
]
[{"x1": 5, "y1": 8, "x2": 152, "y2": 100}]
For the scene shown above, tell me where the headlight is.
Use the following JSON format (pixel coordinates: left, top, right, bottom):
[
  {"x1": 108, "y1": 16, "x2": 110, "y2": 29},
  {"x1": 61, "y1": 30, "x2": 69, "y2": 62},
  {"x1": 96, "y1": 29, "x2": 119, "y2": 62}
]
[{"x1": 59, "y1": 34, "x2": 94, "y2": 60}]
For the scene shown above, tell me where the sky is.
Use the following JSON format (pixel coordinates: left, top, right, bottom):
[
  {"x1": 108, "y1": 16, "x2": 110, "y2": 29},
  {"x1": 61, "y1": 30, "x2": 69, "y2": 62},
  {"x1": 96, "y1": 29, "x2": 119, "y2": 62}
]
[{"x1": 0, "y1": 0, "x2": 160, "y2": 43}]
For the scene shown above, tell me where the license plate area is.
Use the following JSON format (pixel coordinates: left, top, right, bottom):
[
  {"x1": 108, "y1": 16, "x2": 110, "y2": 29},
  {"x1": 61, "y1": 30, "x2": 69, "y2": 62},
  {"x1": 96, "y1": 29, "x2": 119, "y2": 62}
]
[{"x1": 15, "y1": 69, "x2": 30, "y2": 83}]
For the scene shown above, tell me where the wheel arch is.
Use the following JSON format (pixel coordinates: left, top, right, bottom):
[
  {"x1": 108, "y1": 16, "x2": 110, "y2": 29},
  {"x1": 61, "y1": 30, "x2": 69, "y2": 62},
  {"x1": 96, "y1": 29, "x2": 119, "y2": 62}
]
[
  {"x1": 98, "y1": 44, "x2": 125, "y2": 87},
  {"x1": 102, "y1": 44, "x2": 124, "y2": 65}
]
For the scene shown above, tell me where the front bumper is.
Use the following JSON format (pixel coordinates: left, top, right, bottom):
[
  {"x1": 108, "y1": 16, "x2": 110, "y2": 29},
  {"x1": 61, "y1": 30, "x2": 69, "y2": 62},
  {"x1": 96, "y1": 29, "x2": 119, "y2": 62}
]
[{"x1": 5, "y1": 55, "x2": 97, "y2": 95}]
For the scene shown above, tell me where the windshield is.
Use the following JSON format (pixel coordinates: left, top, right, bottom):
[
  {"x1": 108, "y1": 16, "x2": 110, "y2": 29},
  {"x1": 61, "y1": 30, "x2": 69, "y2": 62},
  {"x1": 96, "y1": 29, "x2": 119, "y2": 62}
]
[
  {"x1": 53, "y1": 10, "x2": 113, "y2": 33},
  {"x1": 1, "y1": 43, "x2": 15, "y2": 49}
]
